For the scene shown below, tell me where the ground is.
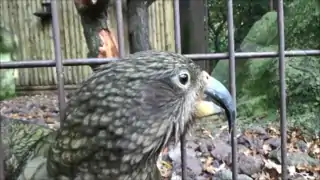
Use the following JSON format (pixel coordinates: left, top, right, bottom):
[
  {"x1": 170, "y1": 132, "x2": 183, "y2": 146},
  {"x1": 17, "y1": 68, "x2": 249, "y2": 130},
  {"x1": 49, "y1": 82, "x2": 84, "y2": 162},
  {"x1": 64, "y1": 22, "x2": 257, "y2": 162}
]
[{"x1": 1, "y1": 94, "x2": 319, "y2": 180}]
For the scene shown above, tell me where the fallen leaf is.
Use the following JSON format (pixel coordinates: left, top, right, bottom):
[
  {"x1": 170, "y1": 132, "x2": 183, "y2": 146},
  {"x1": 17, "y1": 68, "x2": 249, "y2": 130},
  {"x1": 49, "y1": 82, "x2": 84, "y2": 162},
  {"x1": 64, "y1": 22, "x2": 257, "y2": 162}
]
[
  {"x1": 263, "y1": 159, "x2": 282, "y2": 174},
  {"x1": 263, "y1": 144, "x2": 272, "y2": 154}
]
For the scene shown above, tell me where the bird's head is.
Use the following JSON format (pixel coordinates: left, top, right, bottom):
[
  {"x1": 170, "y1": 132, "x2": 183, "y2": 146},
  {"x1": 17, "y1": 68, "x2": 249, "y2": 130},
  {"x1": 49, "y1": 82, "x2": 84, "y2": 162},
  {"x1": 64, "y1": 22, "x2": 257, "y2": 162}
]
[
  {"x1": 117, "y1": 51, "x2": 236, "y2": 134},
  {"x1": 64, "y1": 51, "x2": 235, "y2": 168}
]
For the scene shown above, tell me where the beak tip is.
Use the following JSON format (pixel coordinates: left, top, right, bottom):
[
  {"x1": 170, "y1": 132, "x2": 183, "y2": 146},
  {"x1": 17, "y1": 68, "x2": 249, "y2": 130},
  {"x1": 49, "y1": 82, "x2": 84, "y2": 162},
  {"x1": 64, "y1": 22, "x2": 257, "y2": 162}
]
[{"x1": 203, "y1": 75, "x2": 236, "y2": 134}]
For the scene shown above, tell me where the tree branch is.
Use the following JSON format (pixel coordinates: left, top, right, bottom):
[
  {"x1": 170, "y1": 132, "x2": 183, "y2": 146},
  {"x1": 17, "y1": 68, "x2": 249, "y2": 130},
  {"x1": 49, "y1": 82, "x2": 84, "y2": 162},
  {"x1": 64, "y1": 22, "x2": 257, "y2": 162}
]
[
  {"x1": 127, "y1": 0, "x2": 155, "y2": 53},
  {"x1": 75, "y1": 0, "x2": 157, "y2": 69},
  {"x1": 74, "y1": 0, "x2": 117, "y2": 71}
]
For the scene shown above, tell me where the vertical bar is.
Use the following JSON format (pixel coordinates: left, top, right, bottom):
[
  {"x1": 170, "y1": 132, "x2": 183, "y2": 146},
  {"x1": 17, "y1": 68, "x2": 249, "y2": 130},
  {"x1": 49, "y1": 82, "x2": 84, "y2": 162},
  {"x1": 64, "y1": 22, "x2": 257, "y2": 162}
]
[
  {"x1": 277, "y1": 0, "x2": 288, "y2": 179},
  {"x1": 0, "y1": 123, "x2": 3, "y2": 180},
  {"x1": 173, "y1": 0, "x2": 181, "y2": 53},
  {"x1": 179, "y1": 136, "x2": 187, "y2": 180},
  {"x1": 173, "y1": 0, "x2": 186, "y2": 179},
  {"x1": 51, "y1": 0, "x2": 66, "y2": 121},
  {"x1": 227, "y1": 0, "x2": 237, "y2": 179},
  {"x1": 115, "y1": 0, "x2": 125, "y2": 58}
]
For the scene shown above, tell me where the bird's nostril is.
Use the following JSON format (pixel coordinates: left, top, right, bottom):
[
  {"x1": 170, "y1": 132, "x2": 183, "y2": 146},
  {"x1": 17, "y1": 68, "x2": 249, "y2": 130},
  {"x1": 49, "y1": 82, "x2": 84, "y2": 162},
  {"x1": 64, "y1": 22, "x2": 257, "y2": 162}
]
[{"x1": 202, "y1": 71, "x2": 210, "y2": 81}]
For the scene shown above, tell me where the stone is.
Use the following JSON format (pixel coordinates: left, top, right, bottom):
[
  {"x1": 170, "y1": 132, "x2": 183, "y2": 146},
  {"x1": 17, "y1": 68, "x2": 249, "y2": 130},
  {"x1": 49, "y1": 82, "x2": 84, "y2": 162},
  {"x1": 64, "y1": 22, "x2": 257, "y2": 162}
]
[{"x1": 213, "y1": 169, "x2": 253, "y2": 180}]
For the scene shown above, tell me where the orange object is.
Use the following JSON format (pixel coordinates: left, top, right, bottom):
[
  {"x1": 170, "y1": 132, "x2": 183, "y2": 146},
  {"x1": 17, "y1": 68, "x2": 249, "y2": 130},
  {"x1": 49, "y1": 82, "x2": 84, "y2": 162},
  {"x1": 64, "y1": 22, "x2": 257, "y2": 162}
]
[{"x1": 98, "y1": 29, "x2": 119, "y2": 58}]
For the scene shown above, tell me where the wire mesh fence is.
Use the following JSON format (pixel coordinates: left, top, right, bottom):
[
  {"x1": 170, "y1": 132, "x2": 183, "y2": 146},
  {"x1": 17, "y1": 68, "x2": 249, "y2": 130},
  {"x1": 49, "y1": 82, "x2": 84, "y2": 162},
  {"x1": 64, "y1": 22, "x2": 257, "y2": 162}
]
[{"x1": 0, "y1": 0, "x2": 320, "y2": 179}]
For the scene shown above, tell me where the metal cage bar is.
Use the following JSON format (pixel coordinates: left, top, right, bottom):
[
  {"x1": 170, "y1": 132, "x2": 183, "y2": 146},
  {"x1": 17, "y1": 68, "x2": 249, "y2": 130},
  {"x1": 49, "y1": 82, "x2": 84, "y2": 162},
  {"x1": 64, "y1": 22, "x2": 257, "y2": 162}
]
[
  {"x1": 276, "y1": 0, "x2": 288, "y2": 179},
  {"x1": 1, "y1": 50, "x2": 320, "y2": 69},
  {"x1": 116, "y1": 0, "x2": 125, "y2": 58},
  {"x1": 1, "y1": 0, "x2": 320, "y2": 179},
  {"x1": 51, "y1": 0, "x2": 66, "y2": 121},
  {"x1": 172, "y1": 0, "x2": 188, "y2": 179},
  {"x1": 226, "y1": 0, "x2": 238, "y2": 179}
]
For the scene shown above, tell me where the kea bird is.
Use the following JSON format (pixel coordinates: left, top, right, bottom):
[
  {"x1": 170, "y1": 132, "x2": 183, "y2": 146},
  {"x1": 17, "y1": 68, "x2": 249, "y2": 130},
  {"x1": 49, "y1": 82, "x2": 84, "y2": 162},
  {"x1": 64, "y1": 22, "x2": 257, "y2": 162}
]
[{"x1": 2, "y1": 51, "x2": 235, "y2": 180}]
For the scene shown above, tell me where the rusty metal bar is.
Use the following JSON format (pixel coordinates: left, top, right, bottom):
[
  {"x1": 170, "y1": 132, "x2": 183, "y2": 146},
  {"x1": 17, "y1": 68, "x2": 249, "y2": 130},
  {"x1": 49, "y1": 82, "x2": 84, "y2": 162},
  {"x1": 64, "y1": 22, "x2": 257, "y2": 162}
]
[
  {"x1": 115, "y1": 0, "x2": 125, "y2": 57},
  {"x1": 1, "y1": 50, "x2": 319, "y2": 69},
  {"x1": 226, "y1": 0, "x2": 237, "y2": 179},
  {"x1": 173, "y1": 0, "x2": 187, "y2": 179},
  {"x1": 51, "y1": 0, "x2": 66, "y2": 122},
  {"x1": 277, "y1": 0, "x2": 288, "y2": 179}
]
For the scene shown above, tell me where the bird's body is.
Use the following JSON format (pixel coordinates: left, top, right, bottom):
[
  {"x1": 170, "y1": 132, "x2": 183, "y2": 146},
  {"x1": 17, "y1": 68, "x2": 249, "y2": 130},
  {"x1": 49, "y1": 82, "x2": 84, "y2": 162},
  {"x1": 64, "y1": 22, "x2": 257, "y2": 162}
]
[
  {"x1": 2, "y1": 51, "x2": 235, "y2": 180},
  {"x1": 1, "y1": 116, "x2": 56, "y2": 180},
  {"x1": 47, "y1": 51, "x2": 203, "y2": 180}
]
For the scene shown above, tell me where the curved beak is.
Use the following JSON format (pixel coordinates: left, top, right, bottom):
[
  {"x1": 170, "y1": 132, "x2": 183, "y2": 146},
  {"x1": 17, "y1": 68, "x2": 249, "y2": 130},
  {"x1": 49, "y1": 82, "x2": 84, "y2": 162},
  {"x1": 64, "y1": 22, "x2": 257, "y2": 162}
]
[{"x1": 194, "y1": 71, "x2": 236, "y2": 132}]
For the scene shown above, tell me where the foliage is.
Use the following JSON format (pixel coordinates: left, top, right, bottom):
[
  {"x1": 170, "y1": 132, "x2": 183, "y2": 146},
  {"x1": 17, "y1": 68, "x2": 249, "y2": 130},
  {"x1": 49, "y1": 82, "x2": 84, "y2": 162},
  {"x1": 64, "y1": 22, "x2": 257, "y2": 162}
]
[
  {"x1": 285, "y1": 0, "x2": 320, "y2": 49},
  {"x1": 211, "y1": 0, "x2": 320, "y2": 136},
  {"x1": 207, "y1": 0, "x2": 269, "y2": 53},
  {"x1": 0, "y1": 26, "x2": 17, "y2": 100}
]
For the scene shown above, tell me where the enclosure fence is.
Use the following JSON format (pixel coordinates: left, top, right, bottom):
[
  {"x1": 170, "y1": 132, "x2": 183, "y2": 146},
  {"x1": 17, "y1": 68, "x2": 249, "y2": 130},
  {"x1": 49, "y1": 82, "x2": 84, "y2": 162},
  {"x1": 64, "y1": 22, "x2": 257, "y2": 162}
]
[{"x1": 1, "y1": 0, "x2": 320, "y2": 180}]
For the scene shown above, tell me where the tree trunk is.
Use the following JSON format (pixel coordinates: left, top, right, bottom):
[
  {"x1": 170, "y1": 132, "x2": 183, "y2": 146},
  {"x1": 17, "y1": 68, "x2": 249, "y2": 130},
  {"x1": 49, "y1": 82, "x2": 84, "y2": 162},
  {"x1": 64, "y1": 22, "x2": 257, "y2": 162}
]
[
  {"x1": 74, "y1": 0, "x2": 119, "y2": 71},
  {"x1": 75, "y1": 0, "x2": 157, "y2": 71},
  {"x1": 127, "y1": 0, "x2": 155, "y2": 53},
  {"x1": 180, "y1": 0, "x2": 212, "y2": 73}
]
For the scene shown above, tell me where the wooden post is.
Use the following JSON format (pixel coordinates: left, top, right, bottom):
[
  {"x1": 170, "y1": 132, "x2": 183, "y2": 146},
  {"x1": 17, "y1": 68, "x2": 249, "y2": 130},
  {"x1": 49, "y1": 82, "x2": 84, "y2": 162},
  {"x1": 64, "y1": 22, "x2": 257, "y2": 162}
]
[{"x1": 180, "y1": 0, "x2": 212, "y2": 73}]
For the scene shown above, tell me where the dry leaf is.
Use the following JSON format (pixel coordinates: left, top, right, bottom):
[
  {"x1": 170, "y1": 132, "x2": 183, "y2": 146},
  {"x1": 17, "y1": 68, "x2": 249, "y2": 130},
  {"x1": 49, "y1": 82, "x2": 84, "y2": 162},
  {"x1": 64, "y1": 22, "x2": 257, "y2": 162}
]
[
  {"x1": 157, "y1": 160, "x2": 172, "y2": 178},
  {"x1": 263, "y1": 159, "x2": 282, "y2": 173},
  {"x1": 203, "y1": 157, "x2": 214, "y2": 174},
  {"x1": 252, "y1": 171, "x2": 271, "y2": 180},
  {"x1": 287, "y1": 165, "x2": 296, "y2": 176},
  {"x1": 263, "y1": 144, "x2": 272, "y2": 154}
]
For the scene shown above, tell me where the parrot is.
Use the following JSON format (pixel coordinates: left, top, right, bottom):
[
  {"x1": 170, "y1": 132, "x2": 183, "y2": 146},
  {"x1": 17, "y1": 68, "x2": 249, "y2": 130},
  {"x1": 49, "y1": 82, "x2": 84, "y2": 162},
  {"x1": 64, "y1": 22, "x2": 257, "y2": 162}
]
[{"x1": 1, "y1": 51, "x2": 235, "y2": 180}]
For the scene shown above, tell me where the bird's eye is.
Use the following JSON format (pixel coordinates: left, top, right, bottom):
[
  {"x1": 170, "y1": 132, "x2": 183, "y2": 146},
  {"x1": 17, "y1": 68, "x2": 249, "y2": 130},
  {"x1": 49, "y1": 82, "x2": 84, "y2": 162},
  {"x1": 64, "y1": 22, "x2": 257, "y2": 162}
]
[
  {"x1": 172, "y1": 70, "x2": 191, "y2": 89},
  {"x1": 179, "y1": 73, "x2": 189, "y2": 85}
]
